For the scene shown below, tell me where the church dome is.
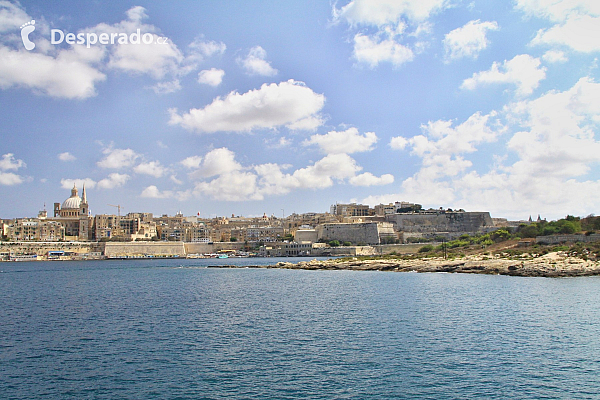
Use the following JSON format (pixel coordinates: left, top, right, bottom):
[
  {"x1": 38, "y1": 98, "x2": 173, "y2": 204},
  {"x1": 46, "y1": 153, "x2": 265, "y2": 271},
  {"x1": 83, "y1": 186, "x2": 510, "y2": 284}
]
[
  {"x1": 62, "y1": 196, "x2": 81, "y2": 209},
  {"x1": 62, "y1": 184, "x2": 82, "y2": 209}
]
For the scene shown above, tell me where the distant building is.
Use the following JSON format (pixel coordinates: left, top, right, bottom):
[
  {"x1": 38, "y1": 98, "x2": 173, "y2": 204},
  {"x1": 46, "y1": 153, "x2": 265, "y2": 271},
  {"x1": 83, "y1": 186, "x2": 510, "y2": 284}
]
[
  {"x1": 330, "y1": 203, "x2": 374, "y2": 218},
  {"x1": 51, "y1": 184, "x2": 92, "y2": 240},
  {"x1": 7, "y1": 218, "x2": 65, "y2": 241}
]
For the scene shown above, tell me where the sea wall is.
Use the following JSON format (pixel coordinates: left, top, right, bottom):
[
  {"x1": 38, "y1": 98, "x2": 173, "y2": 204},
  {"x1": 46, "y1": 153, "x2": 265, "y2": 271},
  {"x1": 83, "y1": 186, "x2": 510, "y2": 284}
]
[
  {"x1": 0, "y1": 241, "x2": 103, "y2": 258},
  {"x1": 184, "y1": 242, "x2": 246, "y2": 254},
  {"x1": 104, "y1": 242, "x2": 185, "y2": 258}
]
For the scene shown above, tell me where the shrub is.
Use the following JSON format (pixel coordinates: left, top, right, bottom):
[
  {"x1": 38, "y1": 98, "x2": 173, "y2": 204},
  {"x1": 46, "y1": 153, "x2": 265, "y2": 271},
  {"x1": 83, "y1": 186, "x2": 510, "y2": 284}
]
[{"x1": 419, "y1": 244, "x2": 434, "y2": 253}]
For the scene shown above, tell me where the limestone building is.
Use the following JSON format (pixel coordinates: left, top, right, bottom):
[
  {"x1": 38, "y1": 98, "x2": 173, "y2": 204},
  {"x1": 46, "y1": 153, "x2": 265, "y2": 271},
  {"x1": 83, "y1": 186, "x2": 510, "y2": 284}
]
[{"x1": 52, "y1": 184, "x2": 93, "y2": 240}]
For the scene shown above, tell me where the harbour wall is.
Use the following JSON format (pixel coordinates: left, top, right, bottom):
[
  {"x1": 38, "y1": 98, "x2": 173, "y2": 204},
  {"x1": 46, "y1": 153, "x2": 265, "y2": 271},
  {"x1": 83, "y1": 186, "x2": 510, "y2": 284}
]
[
  {"x1": 0, "y1": 241, "x2": 103, "y2": 258},
  {"x1": 103, "y1": 242, "x2": 185, "y2": 258}
]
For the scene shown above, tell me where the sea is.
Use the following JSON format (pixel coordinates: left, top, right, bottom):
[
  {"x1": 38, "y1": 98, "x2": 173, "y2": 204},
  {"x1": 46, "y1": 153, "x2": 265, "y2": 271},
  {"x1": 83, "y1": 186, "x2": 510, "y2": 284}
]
[{"x1": 1, "y1": 257, "x2": 600, "y2": 399}]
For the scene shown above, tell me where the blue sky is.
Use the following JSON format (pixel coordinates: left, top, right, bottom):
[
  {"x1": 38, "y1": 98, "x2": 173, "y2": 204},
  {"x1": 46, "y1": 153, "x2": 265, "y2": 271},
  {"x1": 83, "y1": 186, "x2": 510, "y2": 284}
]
[{"x1": 0, "y1": 0, "x2": 599, "y2": 220}]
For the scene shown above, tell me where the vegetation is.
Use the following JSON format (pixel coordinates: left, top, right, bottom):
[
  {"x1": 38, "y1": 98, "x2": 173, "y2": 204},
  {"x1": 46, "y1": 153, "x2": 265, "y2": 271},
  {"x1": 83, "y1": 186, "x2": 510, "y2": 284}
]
[
  {"x1": 418, "y1": 244, "x2": 434, "y2": 253},
  {"x1": 516, "y1": 215, "x2": 583, "y2": 238},
  {"x1": 581, "y1": 215, "x2": 600, "y2": 232}
]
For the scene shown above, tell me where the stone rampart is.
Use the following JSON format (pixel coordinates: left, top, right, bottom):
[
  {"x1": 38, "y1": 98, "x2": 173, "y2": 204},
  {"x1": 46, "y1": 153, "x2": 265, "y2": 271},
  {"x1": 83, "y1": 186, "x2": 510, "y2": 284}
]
[
  {"x1": 184, "y1": 242, "x2": 245, "y2": 254},
  {"x1": 316, "y1": 223, "x2": 382, "y2": 245},
  {"x1": 386, "y1": 212, "x2": 493, "y2": 233},
  {"x1": 536, "y1": 234, "x2": 600, "y2": 245},
  {"x1": 104, "y1": 242, "x2": 185, "y2": 258},
  {"x1": 0, "y1": 241, "x2": 103, "y2": 257}
]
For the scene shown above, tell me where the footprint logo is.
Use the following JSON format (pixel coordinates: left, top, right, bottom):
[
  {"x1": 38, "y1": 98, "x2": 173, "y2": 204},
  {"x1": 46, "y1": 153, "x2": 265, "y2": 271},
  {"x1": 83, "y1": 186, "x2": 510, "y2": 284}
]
[{"x1": 20, "y1": 20, "x2": 35, "y2": 51}]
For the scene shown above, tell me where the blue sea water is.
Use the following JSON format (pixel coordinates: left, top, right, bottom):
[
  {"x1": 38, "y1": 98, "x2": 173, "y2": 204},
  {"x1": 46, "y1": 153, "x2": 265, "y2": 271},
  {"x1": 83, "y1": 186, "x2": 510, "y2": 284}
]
[{"x1": 1, "y1": 258, "x2": 600, "y2": 399}]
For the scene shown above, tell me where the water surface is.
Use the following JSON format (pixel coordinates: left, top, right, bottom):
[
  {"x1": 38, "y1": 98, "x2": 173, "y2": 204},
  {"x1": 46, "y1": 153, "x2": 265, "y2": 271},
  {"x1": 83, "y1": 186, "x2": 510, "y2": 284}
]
[{"x1": 1, "y1": 259, "x2": 599, "y2": 399}]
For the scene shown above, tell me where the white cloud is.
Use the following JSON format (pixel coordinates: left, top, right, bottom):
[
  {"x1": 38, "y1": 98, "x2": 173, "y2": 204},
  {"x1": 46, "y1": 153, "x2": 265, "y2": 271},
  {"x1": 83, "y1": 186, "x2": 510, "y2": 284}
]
[
  {"x1": 542, "y1": 50, "x2": 568, "y2": 63},
  {"x1": 303, "y1": 128, "x2": 378, "y2": 154},
  {"x1": 87, "y1": 6, "x2": 186, "y2": 80},
  {"x1": 334, "y1": 0, "x2": 448, "y2": 68},
  {"x1": 149, "y1": 79, "x2": 181, "y2": 94},
  {"x1": 0, "y1": 4, "x2": 205, "y2": 99},
  {"x1": 514, "y1": 1, "x2": 600, "y2": 53},
  {"x1": 443, "y1": 20, "x2": 499, "y2": 61},
  {"x1": 198, "y1": 68, "x2": 225, "y2": 86},
  {"x1": 0, "y1": 153, "x2": 25, "y2": 170},
  {"x1": 194, "y1": 171, "x2": 261, "y2": 201},
  {"x1": 97, "y1": 148, "x2": 140, "y2": 169},
  {"x1": 0, "y1": 45, "x2": 106, "y2": 99},
  {"x1": 237, "y1": 46, "x2": 277, "y2": 76},
  {"x1": 531, "y1": 14, "x2": 600, "y2": 53},
  {"x1": 505, "y1": 77, "x2": 600, "y2": 178},
  {"x1": 349, "y1": 172, "x2": 394, "y2": 186},
  {"x1": 352, "y1": 33, "x2": 414, "y2": 68},
  {"x1": 0, "y1": 172, "x2": 23, "y2": 185},
  {"x1": 169, "y1": 80, "x2": 325, "y2": 133},
  {"x1": 0, "y1": 153, "x2": 29, "y2": 190},
  {"x1": 0, "y1": 1, "x2": 33, "y2": 32},
  {"x1": 461, "y1": 54, "x2": 547, "y2": 97},
  {"x1": 388, "y1": 112, "x2": 502, "y2": 191},
  {"x1": 180, "y1": 155, "x2": 203, "y2": 169},
  {"x1": 188, "y1": 38, "x2": 226, "y2": 58},
  {"x1": 126, "y1": 5, "x2": 148, "y2": 22},
  {"x1": 141, "y1": 185, "x2": 173, "y2": 198},
  {"x1": 389, "y1": 136, "x2": 408, "y2": 150},
  {"x1": 514, "y1": 0, "x2": 600, "y2": 22},
  {"x1": 97, "y1": 173, "x2": 130, "y2": 189},
  {"x1": 365, "y1": 78, "x2": 600, "y2": 219},
  {"x1": 133, "y1": 161, "x2": 166, "y2": 178},
  {"x1": 185, "y1": 148, "x2": 393, "y2": 201},
  {"x1": 189, "y1": 148, "x2": 241, "y2": 179},
  {"x1": 170, "y1": 174, "x2": 183, "y2": 185},
  {"x1": 58, "y1": 152, "x2": 76, "y2": 162},
  {"x1": 291, "y1": 153, "x2": 362, "y2": 189},
  {"x1": 60, "y1": 178, "x2": 97, "y2": 190},
  {"x1": 334, "y1": 0, "x2": 448, "y2": 26}
]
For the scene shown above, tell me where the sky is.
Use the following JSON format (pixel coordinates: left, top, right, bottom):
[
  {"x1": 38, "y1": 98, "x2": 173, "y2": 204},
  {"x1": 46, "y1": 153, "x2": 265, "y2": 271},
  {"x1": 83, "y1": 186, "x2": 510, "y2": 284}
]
[{"x1": 0, "y1": 0, "x2": 599, "y2": 221}]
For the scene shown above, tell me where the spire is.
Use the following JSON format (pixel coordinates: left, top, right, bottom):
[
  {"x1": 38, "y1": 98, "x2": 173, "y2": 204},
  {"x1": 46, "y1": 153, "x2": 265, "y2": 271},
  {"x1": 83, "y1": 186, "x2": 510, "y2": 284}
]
[{"x1": 82, "y1": 183, "x2": 87, "y2": 204}]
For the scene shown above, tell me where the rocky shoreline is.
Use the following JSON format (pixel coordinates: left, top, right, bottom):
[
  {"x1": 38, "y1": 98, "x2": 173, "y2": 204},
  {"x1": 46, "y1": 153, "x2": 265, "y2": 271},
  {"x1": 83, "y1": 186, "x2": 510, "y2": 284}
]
[{"x1": 230, "y1": 252, "x2": 600, "y2": 277}]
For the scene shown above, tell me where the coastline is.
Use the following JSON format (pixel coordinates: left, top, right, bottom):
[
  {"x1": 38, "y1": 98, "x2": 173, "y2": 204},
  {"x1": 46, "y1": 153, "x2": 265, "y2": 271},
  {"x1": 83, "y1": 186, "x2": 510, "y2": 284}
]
[{"x1": 234, "y1": 252, "x2": 600, "y2": 278}]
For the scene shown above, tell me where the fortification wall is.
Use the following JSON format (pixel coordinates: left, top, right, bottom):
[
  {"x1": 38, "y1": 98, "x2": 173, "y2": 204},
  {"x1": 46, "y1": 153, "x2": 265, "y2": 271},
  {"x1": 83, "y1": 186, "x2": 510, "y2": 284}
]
[
  {"x1": 316, "y1": 223, "x2": 382, "y2": 245},
  {"x1": 0, "y1": 241, "x2": 103, "y2": 256},
  {"x1": 386, "y1": 212, "x2": 493, "y2": 233},
  {"x1": 184, "y1": 242, "x2": 245, "y2": 254},
  {"x1": 104, "y1": 242, "x2": 185, "y2": 257},
  {"x1": 536, "y1": 234, "x2": 600, "y2": 244}
]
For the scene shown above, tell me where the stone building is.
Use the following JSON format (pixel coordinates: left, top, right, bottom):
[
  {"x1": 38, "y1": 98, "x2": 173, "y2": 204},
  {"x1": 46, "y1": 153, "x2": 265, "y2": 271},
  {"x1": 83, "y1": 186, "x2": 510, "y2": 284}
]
[
  {"x1": 7, "y1": 218, "x2": 65, "y2": 241},
  {"x1": 51, "y1": 184, "x2": 93, "y2": 240}
]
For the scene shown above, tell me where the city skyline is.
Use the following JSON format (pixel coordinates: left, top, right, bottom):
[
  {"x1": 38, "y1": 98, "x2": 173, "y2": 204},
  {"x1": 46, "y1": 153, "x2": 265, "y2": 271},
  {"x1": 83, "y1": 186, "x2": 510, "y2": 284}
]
[{"x1": 0, "y1": 0, "x2": 599, "y2": 221}]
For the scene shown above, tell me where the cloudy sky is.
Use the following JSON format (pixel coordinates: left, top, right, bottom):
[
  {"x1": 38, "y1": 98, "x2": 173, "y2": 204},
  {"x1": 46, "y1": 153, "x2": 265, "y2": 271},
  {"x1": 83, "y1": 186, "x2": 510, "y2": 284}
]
[{"x1": 0, "y1": 0, "x2": 599, "y2": 220}]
